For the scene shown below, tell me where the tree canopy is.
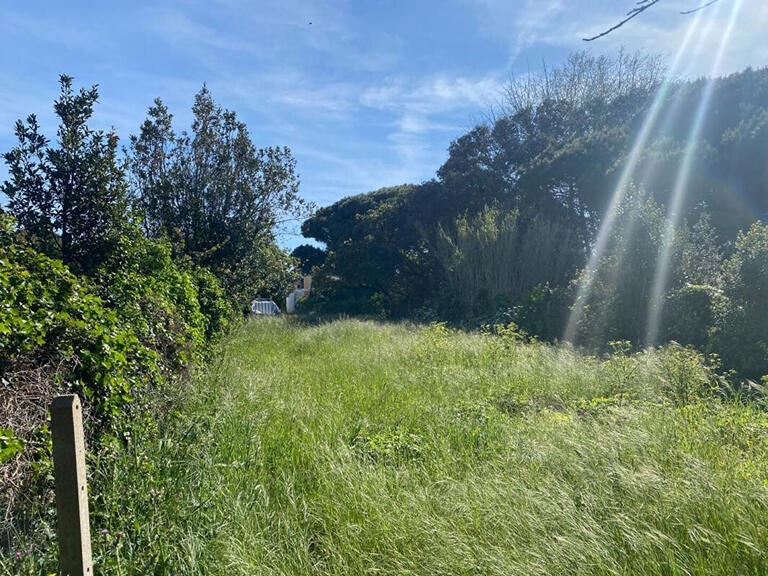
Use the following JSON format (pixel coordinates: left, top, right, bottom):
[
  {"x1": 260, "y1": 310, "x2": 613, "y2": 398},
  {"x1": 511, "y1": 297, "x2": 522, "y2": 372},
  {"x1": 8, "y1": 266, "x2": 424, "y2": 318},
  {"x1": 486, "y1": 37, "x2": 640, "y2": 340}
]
[
  {"x1": 129, "y1": 86, "x2": 311, "y2": 304},
  {"x1": 300, "y1": 55, "x2": 768, "y2": 379},
  {"x1": 2, "y1": 75, "x2": 129, "y2": 274}
]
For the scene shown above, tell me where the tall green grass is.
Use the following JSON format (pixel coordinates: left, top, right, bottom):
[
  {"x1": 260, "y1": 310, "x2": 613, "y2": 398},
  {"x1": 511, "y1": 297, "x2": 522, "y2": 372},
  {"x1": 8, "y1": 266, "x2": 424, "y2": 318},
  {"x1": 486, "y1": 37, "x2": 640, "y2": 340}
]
[{"x1": 5, "y1": 318, "x2": 768, "y2": 574}]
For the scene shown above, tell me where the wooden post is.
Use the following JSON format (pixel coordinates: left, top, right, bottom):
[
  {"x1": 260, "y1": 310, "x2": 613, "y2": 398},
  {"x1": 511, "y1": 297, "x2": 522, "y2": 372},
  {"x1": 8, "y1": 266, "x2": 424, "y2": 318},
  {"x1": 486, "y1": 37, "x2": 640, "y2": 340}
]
[{"x1": 51, "y1": 395, "x2": 93, "y2": 576}]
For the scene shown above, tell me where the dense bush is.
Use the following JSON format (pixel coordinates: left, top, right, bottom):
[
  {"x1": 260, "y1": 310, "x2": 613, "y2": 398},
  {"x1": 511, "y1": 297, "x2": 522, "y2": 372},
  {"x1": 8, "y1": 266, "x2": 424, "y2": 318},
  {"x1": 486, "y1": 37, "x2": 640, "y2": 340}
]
[
  {"x1": 664, "y1": 284, "x2": 726, "y2": 351},
  {"x1": 0, "y1": 216, "x2": 159, "y2": 422},
  {"x1": 572, "y1": 189, "x2": 668, "y2": 348},
  {"x1": 0, "y1": 215, "x2": 162, "y2": 530},
  {"x1": 434, "y1": 205, "x2": 582, "y2": 320},
  {"x1": 717, "y1": 222, "x2": 768, "y2": 379},
  {"x1": 129, "y1": 88, "x2": 309, "y2": 308},
  {"x1": 0, "y1": 215, "x2": 235, "y2": 544},
  {"x1": 189, "y1": 264, "x2": 232, "y2": 343},
  {"x1": 94, "y1": 227, "x2": 207, "y2": 370}
]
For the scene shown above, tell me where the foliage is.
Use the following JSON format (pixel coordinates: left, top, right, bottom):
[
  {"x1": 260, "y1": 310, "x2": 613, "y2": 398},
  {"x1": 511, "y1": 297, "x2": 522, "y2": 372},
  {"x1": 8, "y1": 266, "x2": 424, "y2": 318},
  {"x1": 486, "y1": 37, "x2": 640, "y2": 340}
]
[
  {"x1": 189, "y1": 264, "x2": 232, "y2": 343},
  {"x1": 129, "y1": 88, "x2": 310, "y2": 306},
  {"x1": 434, "y1": 204, "x2": 582, "y2": 320},
  {"x1": 93, "y1": 226, "x2": 208, "y2": 370},
  {"x1": 299, "y1": 60, "x2": 768, "y2": 379},
  {"x1": 0, "y1": 215, "x2": 159, "y2": 421},
  {"x1": 657, "y1": 343, "x2": 721, "y2": 405},
  {"x1": 2, "y1": 75, "x2": 130, "y2": 275},
  {"x1": 0, "y1": 74, "x2": 301, "y2": 560},
  {"x1": 0, "y1": 429, "x2": 24, "y2": 465},
  {"x1": 290, "y1": 244, "x2": 326, "y2": 274},
  {"x1": 302, "y1": 185, "x2": 440, "y2": 317},
  {"x1": 665, "y1": 284, "x2": 726, "y2": 351},
  {"x1": 509, "y1": 283, "x2": 571, "y2": 341},
  {"x1": 300, "y1": 52, "x2": 672, "y2": 321},
  {"x1": 0, "y1": 211, "x2": 236, "y2": 548},
  {"x1": 566, "y1": 188, "x2": 664, "y2": 347},
  {"x1": 717, "y1": 222, "x2": 768, "y2": 379}
]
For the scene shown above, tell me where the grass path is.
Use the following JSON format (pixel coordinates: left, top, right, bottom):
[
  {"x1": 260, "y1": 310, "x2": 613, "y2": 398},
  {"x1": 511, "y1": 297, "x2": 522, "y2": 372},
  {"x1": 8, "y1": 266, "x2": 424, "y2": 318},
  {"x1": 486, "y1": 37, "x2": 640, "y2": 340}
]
[{"x1": 23, "y1": 319, "x2": 768, "y2": 574}]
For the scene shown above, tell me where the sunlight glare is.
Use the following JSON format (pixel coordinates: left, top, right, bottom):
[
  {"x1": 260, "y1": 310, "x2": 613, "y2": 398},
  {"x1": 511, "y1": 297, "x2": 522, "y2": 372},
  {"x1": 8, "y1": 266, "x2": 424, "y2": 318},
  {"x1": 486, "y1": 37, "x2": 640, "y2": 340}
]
[
  {"x1": 563, "y1": 7, "x2": 708, "y2": 343},
  {"x1": 645, "y1": 0, "x2": 744, "y2": 347}
]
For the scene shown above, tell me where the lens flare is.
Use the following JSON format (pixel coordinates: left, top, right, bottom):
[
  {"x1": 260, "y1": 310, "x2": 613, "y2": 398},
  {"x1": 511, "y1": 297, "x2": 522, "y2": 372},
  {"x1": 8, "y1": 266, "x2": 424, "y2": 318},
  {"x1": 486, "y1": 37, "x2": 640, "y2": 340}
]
[
  {"x1": 645, "y1": 0, "x2": 744, "y2": 347},
  {"x1": 563, "y1": 8, "x2": 708, "y2": 343}
]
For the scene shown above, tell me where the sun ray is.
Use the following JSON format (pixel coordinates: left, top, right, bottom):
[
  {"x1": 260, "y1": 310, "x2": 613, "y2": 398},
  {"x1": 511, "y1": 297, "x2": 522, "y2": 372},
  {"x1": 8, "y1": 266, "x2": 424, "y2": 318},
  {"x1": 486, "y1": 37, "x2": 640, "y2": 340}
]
[
  {"x1": 563, "y1": 7, "x2": 709, "y2": 343},
  {"x1": 645, "y1": 0, "x2": 743, "y2": 347}
]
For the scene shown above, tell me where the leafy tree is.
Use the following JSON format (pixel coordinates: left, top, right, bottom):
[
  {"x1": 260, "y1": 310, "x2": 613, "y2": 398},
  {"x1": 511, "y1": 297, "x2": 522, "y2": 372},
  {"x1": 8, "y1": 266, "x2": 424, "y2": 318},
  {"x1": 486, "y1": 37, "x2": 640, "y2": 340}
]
[
  {"x1": 717, "y1": 222, "x2": 768, "y2": 378},
  {"x1": 664, "y1": 213, "x2": 725, "y2": 350},
  {"x1": 129, "y1": 87, "x2": 309, "y2": 304},
  {"x1": 436, "y1": 51, "x2": 664, "y2": 256},
  {"x1": 300, "y1": 56, "x2": 768, "y2": 380},
  {"x1": 571, "y1": 187, "x2": 669, "y2": 348},
  {"x1": 302, "y1": 53, "x2": 665, "y2": 320},
  {"x1": 433, "y1": 204, "x2": 582, "y2": 321},
  {"x1": 291, "y1": 244, "x2": 326, "y2": 274},
  {"x1": 302, "y1": 185, "x2": 439, "y2": 317},
  {"x1": 2, "y1": 75, "x2": 129, "y2": 274}
]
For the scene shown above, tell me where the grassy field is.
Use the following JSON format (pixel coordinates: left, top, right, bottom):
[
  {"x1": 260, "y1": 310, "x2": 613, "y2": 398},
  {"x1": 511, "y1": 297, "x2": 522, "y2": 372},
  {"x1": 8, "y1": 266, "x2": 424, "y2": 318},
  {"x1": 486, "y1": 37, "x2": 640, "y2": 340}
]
[{"x1": 7, "y1": 318, "x2": 768, "y2": 575}]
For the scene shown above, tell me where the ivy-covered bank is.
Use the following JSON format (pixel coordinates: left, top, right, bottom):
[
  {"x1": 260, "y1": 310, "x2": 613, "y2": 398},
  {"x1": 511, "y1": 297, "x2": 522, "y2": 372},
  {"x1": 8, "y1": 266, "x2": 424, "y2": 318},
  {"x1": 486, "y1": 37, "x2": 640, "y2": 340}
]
[
  {"x1": 1, "y1": 74, "x2": 307, "y2": 557},
  {"x1": 0, "y1": 214, "x2": 231, "y2": 546}
]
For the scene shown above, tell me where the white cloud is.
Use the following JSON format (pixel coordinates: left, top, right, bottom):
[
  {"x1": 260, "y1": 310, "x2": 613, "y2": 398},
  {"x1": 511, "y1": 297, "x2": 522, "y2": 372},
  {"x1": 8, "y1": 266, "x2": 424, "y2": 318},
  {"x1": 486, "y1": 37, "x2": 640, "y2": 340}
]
[{"x1": 356, "y1": 74, "x2": 503, "y2": 178}]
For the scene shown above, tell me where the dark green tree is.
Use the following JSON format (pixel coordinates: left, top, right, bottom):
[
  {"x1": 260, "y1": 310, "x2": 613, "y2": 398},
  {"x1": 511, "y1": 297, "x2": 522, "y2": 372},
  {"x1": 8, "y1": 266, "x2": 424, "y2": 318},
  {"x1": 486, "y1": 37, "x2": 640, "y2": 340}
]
[
  {"x1": 129, "y1": 86, "x2": 310, "y2": 304},
  {"x1": 571, "y1": 187, "x2": 669, "y2": 348},
  {"x1": 717, "y1": 222, "x2": 768, "y2": 379},
  {"x1": 291, "y1": 244, "x2": 326, "y2": 274},
  {"x1": 302, "y1": 185, "x2": 440, "y2": 317},
  {"x1": 663, "y1": 213, "x2": 725, "y2": 350},
  {"x1": 2, "y1": 75, "x2": 129, "y2": 274}
]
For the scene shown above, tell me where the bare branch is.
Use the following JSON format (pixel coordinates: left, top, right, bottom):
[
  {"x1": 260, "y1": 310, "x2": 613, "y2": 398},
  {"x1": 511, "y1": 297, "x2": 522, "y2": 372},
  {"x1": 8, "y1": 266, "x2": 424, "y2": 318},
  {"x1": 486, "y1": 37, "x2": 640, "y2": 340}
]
[
  {"x1": 584, "y1": 0, "x2": 726, "y2": 41},
  {"x1": 583, "y1": 0, "x2": 661, "y2": 42},
  {"x1": 680, "y1": 0, "x2": 721, "y2": 15}
]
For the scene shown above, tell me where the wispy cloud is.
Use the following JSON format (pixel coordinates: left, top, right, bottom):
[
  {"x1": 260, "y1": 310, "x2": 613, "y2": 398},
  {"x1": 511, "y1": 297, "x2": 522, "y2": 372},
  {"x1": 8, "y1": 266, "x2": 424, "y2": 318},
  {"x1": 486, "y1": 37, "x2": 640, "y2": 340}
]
[
  {"x1": 358, "y1": 74, "x2": 503, "y2": 176},
  {"x1": 463, "y1": 0, "x2": 768, "y2": 77},
  {"x1": 2, "y1": 0, "x2": 765, "y2": 247}
]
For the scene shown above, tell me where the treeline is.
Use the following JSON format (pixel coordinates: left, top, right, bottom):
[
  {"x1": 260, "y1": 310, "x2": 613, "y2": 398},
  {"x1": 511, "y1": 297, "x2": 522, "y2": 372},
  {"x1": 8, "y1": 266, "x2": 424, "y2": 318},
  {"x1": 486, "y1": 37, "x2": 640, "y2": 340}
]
[
  {"x1": 296, "y1": 52, "x2": 768, "y2": 380},
  {"x1": 0, "y1": 76, "x2": 307, "y2": 538}
]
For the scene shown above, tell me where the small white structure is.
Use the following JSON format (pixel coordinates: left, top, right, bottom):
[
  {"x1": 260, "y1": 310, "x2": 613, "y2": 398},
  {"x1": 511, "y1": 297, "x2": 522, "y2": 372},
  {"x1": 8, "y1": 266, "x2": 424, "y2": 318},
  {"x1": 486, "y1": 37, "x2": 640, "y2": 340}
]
[
  {"x1": 286, "y1": 275, "x2": 312, "y2": 313},
  {"x1": 251, "y1": 299, "x2": 281, "y2": 316}
]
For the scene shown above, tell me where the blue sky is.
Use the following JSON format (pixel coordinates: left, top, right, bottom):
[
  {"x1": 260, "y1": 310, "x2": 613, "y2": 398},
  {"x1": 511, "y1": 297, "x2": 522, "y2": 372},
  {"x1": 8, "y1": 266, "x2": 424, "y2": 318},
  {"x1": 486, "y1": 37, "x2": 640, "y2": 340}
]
[{"x1": 1, "y1": 1, "x2": 766, "y2": 247}]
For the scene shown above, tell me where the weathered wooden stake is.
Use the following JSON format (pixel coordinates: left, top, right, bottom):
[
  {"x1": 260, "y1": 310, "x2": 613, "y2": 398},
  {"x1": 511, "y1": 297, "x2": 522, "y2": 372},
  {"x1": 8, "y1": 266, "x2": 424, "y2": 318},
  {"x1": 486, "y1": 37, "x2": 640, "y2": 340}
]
[{"x1": 51, "y1": 395, "x2": 93, "y2": 576}]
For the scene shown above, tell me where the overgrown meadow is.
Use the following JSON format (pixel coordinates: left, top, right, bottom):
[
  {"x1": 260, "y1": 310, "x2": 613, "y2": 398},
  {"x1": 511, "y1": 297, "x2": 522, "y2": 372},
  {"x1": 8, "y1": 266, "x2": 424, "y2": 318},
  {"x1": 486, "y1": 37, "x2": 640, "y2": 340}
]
[
  {"x1": 6, "y1": 319, "x2": 767, "y2": 575},
  {"x1": 3, "y1": 51, "x2": 768, "y2": 576}
]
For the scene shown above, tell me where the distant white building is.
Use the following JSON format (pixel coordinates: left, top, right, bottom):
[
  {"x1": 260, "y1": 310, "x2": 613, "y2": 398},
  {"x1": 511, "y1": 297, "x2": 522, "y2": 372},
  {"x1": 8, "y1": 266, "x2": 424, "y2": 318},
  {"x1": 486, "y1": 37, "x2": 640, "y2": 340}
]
[{"x1": 286, "y1": 275, "x2": 312, "y2": 313}]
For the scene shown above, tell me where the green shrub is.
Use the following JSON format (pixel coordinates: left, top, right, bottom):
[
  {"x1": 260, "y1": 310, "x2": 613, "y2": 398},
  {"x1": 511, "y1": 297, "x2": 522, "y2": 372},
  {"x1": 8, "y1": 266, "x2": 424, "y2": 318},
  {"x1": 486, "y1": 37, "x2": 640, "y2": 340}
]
[
  {"x1": 717, "y1": 222, "x2": 768, "y2": 379},
  {"x1": 434, "y1": 205, "x2": 582, "y2": 321},
  {"x1": 0, "y1": 429, "x2": 24, "y2": 464},
  {"x1": 0, "y1": 216, "x2": 160, "y2": 421},
  {"x1": 572, "y1": 188, "x2": 667, "y2": 348},
  {"x1": 189, "y1": 264, "x2": 232, "y2": 343},
  {"x1": 1, "y1": 214, "x2": 164, "y2": 537},
  {"x1": 657, "y1": 343, "x2": 720, "y2": 405},
  {"x1": 94, "y1": 228, "x2": 208, "y2": 369},
  {"x1": 665, "y1": 284, "x2": 726, "y2": 350}
]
